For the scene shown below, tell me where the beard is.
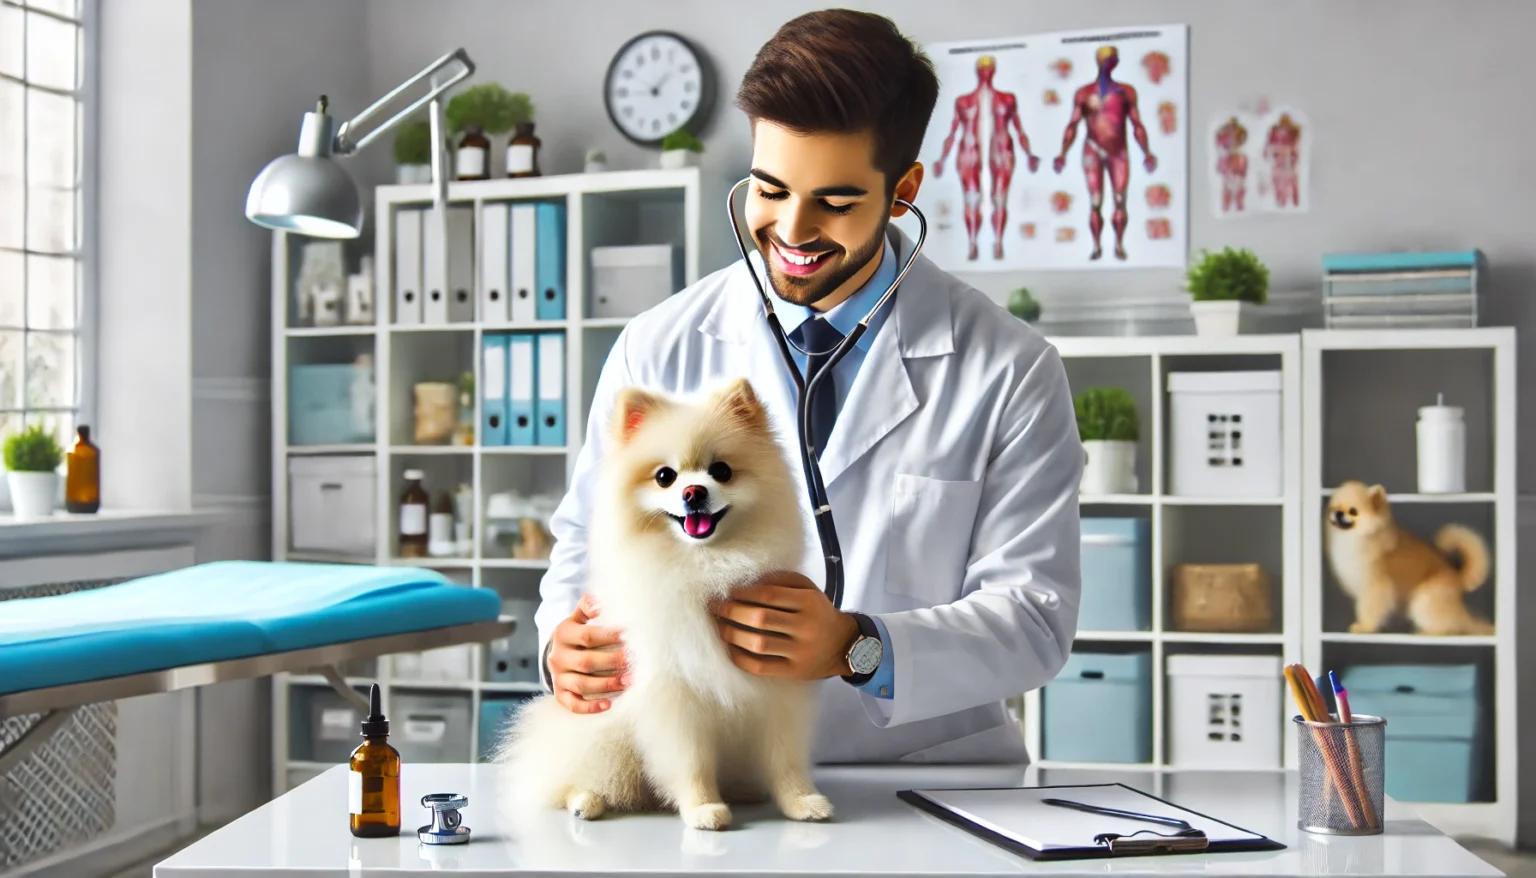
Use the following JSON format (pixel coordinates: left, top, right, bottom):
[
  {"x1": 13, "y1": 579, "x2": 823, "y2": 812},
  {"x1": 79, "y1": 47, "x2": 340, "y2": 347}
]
[{"x1": 755, "y1": 217, "x2": 889, "y2": 309}]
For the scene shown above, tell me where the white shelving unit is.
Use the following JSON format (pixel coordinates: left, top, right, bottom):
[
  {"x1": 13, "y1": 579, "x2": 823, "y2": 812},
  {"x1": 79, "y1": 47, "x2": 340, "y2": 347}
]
[
  {"x1": 1301, "y1": 327, "x2": 1517, "y2": 845},
  {"x1": 1021, "y1": 333, "x2": 1305, "y2": 774},
  {"x1": 267, "y1": 167, "x2": 724, "y2": 796}
]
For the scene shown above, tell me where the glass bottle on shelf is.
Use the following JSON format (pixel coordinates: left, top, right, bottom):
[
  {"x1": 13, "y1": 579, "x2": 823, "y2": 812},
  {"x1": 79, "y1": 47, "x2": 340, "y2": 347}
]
[
  {"x1": 428, "y1": 490, "x2": 456, "y2": 558},
  {"x1": 65, "y1": 425, "x2": 100, "y2": 513},
  {"x1": 399, "y1": 469, "x2": 429, "y2": 558},
  {"x1": 455, "y1": 125, "x2": 491, "y2": 180},
  {"x1": 506, "y1": 121, "x2": 541, "y2": 178}
]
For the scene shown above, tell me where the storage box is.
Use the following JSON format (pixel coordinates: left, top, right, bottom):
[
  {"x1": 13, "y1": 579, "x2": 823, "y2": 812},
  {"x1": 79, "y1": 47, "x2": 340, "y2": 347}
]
[
  {"x1": 1043, "y1": 651, "x2": 1151, "y2": 764},
  {"x1": 487, "y1": 597, "x2": 543, "y2": 683},
  {"x1": 1167, "y1": 371, "x2": 1282, "y2": 498},
  {"x1": 1078, "y1": 517, "x2": 1150, "y2": 631},
  {"x1": 289, "y1": 361, "x2": 374, "y2": 446},
  {"x1": 288, "y1": 683, "x2": 367, "y2": 763},
  {"x1": 1167, "y1": 654, "x2": 1282, "y2": 769},
  {"x1": 1340, "y1": 663, "x2": 1482, "y2": 803},
  {"x1": 1170, "y1": 563, "x2": 1274, "y2": 632},
  {"x1": 478, "y1": 694, "x2": 535, "y2": 762},
  {"x1": 588, "y1": 244, "x2": 680, "y2": 318},
  {"x1": 391, "y1": 691, "x2": 473, "y2": 764},
  {"x1": 288, "y1": 455, "x2": 376, "y2": 556}
]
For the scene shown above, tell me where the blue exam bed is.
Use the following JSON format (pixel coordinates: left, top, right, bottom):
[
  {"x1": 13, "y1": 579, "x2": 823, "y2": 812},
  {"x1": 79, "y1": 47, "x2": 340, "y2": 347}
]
[{"x1": 0, "y1": 560, "x2": 514, "y2": 773}]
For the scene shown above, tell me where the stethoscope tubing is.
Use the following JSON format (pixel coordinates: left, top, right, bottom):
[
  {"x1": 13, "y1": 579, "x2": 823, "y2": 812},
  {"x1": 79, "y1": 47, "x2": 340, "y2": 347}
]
[{"x1": 725, "y1": 176, "x2": 928, "y2": 610}]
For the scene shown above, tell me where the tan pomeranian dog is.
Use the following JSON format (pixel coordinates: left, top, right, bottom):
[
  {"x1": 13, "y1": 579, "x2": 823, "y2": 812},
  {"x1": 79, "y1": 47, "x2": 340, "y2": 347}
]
[
  {"x1": 1324, "y1": 480, "x2": 1493, "y2": 635},
  {"x1": 495, "y1": 378, "x2": 833, "y2": 831}
]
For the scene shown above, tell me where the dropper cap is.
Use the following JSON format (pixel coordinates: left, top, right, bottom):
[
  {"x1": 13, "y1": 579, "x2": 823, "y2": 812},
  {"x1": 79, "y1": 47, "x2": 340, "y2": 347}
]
[{"x1": 360, "y1": 683, "x2": 389, "y2": 737}]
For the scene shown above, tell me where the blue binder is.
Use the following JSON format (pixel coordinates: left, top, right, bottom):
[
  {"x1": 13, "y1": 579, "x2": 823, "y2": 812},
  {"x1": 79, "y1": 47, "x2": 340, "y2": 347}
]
[
  {"x1": 507, "y1": 332, "x2": 538, "y2": 445},
  {"x1": 534, "y1": 331, "x2": 566, "y2": 447},
  {"x1": 535, "y1": 201, "x2": 567, "y2": 320},
  {"x1": 480, "y1": 333, "x2": 509, "y2": 446}
]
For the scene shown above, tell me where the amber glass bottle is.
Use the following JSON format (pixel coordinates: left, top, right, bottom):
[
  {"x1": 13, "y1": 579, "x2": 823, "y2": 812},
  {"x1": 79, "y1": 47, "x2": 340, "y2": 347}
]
[
  {"x1": 399, "y1": 469, "x2": 429, "y2": 558},
  {"x1": 455, "y1": 125, "x2": 490, "y2": 180},
  {"x1": 348, "y1": 684, "x2": 401, "y2": 837},
  {"x1": 506, "y1": 121, "x2": 541, "y2": 178},
  {"x1": 65, "y1": 425, "x2": 100, "y2": 513}
]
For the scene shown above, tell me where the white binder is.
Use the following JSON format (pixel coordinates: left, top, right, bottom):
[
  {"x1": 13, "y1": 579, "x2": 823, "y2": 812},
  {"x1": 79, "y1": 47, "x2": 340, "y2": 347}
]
[
  {"x1": 510, "y1": 203, "x2": 537, "y2": 322},
  {"x1": 480, "y1": 202, "x2": 509, "y2": 324},
  {"x1": 421, "y1": 206, "x2": 449, "y2": 324},
  {"x1": 393, "y1": 208, "x2": 423, "y2": 325}
]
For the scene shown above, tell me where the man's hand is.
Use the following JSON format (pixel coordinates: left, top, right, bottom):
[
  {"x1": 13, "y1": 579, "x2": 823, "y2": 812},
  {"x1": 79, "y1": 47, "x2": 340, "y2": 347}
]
[
  {"x1": 547, "y1": 593, "x2": 629, "y2": 714},
  {"x1": 713, "y1": 571, "x2": 859, "y2": 680}
]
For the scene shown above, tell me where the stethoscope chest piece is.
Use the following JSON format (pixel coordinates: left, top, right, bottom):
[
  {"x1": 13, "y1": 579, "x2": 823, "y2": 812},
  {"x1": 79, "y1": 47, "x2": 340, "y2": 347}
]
[{"x1": 418, "y1": 792, "x2": 470, "y2": 845}]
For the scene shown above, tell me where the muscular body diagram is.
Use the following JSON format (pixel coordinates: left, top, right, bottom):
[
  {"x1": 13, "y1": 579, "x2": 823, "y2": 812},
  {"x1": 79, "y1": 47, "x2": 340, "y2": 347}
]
[
  {"x1": 1263, "y1": 113, "x2": 1301, "y2": 209},
  {"x1": 1214, "y1": 116, "x2": 1248, "y2": 214},
  {"x1": 934, "y1": 55, "x2": 1040, "y2": 261},
  {"x1": 1051, "y1": 45, "x2": 1157, "y2": 260}
]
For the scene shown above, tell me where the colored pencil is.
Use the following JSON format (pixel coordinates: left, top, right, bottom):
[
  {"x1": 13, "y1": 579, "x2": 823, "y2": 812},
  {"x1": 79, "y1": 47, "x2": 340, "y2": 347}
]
[
  {"x1": 1284, "y1": 663, "x2": 1365, "y2": 829},
  {"x1": 1329, "y1": 669, "x2": 1377, "y2": 828}
]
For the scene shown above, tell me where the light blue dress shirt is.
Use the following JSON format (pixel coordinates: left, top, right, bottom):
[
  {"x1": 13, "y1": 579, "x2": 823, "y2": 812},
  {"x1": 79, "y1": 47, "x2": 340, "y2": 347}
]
[{"x1": 769, "y1": 234, "x2": 898, "y2": 700}]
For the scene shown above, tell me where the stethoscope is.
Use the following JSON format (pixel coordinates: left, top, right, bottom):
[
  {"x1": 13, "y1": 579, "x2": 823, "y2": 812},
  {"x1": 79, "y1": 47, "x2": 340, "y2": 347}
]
[{"x1": 725, "y1": 176, "x2": 928, "y2": 611}]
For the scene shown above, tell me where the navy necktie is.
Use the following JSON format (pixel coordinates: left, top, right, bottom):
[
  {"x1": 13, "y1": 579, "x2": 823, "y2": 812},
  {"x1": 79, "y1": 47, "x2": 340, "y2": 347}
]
[{"x1": 799, "y1": 315, "x2": 844, "y2": 457}]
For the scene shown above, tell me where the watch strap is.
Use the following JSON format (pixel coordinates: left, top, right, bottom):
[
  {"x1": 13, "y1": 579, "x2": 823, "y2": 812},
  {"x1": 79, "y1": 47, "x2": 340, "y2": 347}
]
[{"x1": 840, "y1": 612, "x2": 880, "y2": 686}]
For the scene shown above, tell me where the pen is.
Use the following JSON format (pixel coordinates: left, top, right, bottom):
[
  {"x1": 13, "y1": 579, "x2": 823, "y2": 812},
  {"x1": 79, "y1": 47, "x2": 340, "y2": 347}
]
[
  {"x1": 1040, "y1": 798, "x2": 1193, "y2": 830},
  {"x1": 1328, "y1": 670, "x2": 1353, "y2": 723}
]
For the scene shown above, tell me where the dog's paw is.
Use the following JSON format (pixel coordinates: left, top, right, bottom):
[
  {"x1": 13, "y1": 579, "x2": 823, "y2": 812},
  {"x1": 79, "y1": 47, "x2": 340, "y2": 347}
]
[
  {"x1": 566, "y1": 789, "x2": 606, "y2": 820},
  {"x1": 781, "y1": 793, "x2": 834, "y2": 822},
  {"x1": 1348, "y1": 621, "x2": 1368, "y2": 634},
  {"x1": 682, "y1": 802, "x2": 732, "y2": 831}
]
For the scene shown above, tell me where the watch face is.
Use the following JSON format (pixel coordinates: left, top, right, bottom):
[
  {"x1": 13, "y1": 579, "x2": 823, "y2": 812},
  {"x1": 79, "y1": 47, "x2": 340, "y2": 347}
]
[
  {"x1": 605, "y1": 32, "x2": 708, "y2": 145},
  {"x1": 848, "y1": 636, "x2": 882, "y2": 674}
]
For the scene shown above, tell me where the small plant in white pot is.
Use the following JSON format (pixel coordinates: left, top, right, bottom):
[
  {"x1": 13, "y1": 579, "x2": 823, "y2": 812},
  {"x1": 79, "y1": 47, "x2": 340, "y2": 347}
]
[
  {"x1": 1075, "y1": 386, "x2": 1139, "y2": 495},
  {"x1": 4, "y1": 423, "x2": 63, "y2": 520},
  {"x1": 659, "y1": 128, "x2": 703, "y2": 169},
  {"x1": 392, "y1": 117, "x2": 433, "y2": 184},
  {"x1": 1185, "y1": 246, "x2": 1270, "y2": 335}
]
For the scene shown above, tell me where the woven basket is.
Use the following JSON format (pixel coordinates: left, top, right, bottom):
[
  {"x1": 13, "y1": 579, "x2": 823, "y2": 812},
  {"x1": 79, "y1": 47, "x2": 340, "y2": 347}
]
[
  {"x1": 1170, "y1": 563, "x2": 1274, "y2": 633},
  {"x1": 0, "y1": 578, "x2": 127, "y2": 870}
]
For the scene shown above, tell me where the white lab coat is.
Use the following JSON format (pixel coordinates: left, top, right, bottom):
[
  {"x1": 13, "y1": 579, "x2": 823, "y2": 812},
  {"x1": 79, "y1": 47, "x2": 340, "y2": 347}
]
[{"x1": 534, "y1": 225, "x2": 1083, "y2": 765}]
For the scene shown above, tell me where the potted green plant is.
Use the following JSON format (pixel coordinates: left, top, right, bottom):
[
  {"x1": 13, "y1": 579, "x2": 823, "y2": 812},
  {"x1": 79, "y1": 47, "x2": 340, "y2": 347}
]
[
  {"x1": 4, "y1": 423, "x2": 63, "y2": 519},
  {"x1": 1185, "y1": 246, "x2": 1270, "y2": 335},
  {"x1": 392, "y1": 117, "x2": 433, "y2": 184},
  {"x1": 1007, "y1": 286, "x2": 1042, "y2": 323},
  {"x1": 445, "y1": 83, "x2": 533, "y2": 178},
  {"x1": 1074, "y1": 386, "x2": 1139, "y2": 495},
  {"x1": 659, "y1": 128, "x2": 704, "y2": 169}
]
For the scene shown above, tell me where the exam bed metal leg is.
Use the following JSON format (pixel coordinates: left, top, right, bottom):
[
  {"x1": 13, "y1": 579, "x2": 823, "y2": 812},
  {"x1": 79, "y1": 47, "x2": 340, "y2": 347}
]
[
  {"x1": 0, "y1": 706, "x2": 81, "y2": 779},
  {"x1": 317, "y1": 665, "x2": 371, "y2": 712}
]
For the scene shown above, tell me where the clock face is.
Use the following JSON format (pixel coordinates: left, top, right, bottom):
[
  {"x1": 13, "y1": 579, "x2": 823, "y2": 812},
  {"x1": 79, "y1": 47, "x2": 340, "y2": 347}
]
[{"x1": 605, "y1": 31, "x2": 713, "y2": 146}]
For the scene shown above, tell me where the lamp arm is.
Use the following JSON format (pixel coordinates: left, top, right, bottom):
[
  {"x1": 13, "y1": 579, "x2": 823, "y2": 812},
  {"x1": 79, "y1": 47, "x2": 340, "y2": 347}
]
[{"x1": 334, "y1": 47, "x2": 475, "y2": 156}]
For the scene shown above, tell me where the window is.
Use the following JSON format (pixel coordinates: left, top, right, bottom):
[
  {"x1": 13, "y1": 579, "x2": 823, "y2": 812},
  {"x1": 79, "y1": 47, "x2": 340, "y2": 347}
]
[{"x1": 0, "y1": 0, "x2": 92, "y2": 454}]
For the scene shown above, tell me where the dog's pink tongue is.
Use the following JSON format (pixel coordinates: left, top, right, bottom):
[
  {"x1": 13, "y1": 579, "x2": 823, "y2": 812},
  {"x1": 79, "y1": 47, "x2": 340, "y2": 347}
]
[{"x1": 684, "y1": 513, "x2": 713, "y2": 537}]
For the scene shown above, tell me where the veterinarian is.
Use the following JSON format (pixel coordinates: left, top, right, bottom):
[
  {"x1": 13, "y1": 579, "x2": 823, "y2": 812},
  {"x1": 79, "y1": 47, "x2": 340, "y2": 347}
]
[{"x1": 535, "y1": 8, "x2": 1084, "y2": 765}]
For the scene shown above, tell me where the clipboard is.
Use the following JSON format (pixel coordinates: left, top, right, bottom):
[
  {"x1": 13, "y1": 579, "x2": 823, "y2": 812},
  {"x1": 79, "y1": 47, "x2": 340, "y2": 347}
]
[{"x1": 897, "y1": 783, "x2": 1287, "y2": 861}]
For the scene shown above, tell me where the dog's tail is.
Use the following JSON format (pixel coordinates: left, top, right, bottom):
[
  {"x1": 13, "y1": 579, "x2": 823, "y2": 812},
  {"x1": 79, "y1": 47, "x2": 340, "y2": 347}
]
[{"x1": 1435, "y1": 523, "x2": 1490, "y2": 591}]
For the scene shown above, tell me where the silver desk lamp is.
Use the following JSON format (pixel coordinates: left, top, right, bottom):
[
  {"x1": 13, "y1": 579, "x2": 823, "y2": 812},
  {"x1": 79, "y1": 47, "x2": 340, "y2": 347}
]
[{"x1": 245, "y1": 48, "x2": 475, "y2": 238}]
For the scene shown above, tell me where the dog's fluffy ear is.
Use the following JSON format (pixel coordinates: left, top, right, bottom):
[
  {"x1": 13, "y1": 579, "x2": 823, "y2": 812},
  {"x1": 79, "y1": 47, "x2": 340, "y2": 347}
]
[
  {"x1": 714, "y1": 378, "x2": 768, "y2": 431},
  {"x1": 613, "y1": 386, "x2": 666, "y2": 444},
  {"x1": 1367, "y1": 483, "x2": 1388, "y2": 510}
]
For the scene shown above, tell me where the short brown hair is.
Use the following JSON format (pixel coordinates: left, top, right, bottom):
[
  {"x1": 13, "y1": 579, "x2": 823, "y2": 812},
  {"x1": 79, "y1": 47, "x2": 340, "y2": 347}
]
[{"x1": 735, "y1": 9, "x2": 939, "y2": 194}]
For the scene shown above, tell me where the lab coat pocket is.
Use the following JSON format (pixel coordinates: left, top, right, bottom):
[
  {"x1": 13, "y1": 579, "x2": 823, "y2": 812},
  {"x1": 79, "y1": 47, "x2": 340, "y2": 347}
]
[{"x1": 885, "y1": 473, "x2": 984, "y2": 602}]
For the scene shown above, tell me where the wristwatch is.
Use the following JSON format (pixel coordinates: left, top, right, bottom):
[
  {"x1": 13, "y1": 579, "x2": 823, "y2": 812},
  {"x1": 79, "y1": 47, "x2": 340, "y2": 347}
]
[{"x1": 841, "y1": 612, "x2": 883, "y2": 686}]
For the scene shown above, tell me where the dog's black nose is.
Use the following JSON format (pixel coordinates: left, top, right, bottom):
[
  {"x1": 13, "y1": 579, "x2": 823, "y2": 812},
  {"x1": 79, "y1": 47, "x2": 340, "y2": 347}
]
[{"x1": 682, "y1": 485, "x2": 708, "y2": 508}]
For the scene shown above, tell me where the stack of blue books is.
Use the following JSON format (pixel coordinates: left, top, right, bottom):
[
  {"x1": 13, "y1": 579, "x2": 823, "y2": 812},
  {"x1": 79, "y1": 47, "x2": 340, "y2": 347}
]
[{"x1": 1320, "y1": 249, "x2": 1485, "y2": 329}]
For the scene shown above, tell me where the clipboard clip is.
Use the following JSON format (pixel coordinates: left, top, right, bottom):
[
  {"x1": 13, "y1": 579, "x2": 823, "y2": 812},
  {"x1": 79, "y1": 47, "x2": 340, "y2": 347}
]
[{"x1": 1095, "y1": 828, "x2": 1210, "y2": 855}]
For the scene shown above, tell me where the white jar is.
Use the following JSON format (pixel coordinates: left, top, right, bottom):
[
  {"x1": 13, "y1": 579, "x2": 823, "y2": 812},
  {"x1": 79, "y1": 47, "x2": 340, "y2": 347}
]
[{"x1": 1416, "y1": 393, "x2": 1465, "y2": 494}]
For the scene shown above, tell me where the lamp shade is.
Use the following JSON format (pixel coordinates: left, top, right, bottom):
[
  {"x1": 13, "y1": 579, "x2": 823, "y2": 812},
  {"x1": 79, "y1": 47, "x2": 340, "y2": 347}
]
[{"x1": 245, "y1": 154, "x2": 362, "y2": 239}]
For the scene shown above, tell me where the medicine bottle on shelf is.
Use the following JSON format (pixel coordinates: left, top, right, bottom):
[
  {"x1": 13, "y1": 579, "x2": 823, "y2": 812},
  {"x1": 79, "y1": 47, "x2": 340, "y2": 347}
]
[
  {"x1": 1416, "y1": 392, "x2": 1466, "y2": 494},
  {"x1": 455, "y1": 125, "x2": 491, "y2": 180},
  {"x1": 65, "y1": 425, "x2": 100, "y2": 513},
  {"x1": 399, "y1": 469, "x2": 429, "y2": 557},
  {"x1": 428, "y1": 491, "x2": 456, "y2": 557},
  {"x1": 506, "y1": 121, "x2": 541, "y2": 178},
  {"x1": 348, "y1": 683, "x2": 401, "y2": 838}
]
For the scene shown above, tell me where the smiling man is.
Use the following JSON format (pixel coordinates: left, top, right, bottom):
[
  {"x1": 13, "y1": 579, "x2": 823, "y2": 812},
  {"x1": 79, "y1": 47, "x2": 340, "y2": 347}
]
[{"x1": 535, "y1": 8, "x2": 1083, "y2": 766}]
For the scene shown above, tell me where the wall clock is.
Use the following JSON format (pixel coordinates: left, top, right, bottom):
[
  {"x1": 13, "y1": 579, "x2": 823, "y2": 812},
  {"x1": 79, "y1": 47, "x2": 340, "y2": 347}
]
[{"x1": 604, "y1": 30, "x2": 716, "y2": 147}]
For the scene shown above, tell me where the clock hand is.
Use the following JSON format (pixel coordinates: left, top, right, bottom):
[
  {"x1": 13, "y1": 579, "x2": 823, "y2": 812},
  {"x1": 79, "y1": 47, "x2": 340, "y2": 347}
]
[{"x1": 649, "y1": 72, "x2": 671, "y2": 96}]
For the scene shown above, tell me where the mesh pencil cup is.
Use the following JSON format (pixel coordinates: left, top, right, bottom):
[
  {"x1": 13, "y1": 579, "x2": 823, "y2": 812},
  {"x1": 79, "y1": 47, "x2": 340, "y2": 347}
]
[{"x1": 1293, "y1": 714, "x2": 1386, "y2": 836}]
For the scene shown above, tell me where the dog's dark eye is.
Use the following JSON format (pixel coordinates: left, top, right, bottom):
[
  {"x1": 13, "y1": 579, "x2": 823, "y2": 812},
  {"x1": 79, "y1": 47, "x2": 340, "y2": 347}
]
[
  {"x1": 1348, "y1": 507, "x2": 1357, "y2": 516},
  {"x1": 655, "y1": 467, "x2": 677, "y2": 488},
  {"x1": 708, "y1": 461, "x2": 732, "y2": 483}
]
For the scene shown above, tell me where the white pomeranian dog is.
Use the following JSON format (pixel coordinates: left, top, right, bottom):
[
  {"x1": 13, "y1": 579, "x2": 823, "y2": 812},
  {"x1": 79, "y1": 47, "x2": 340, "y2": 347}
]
[{"x1": 495, "y1": 378, "x2": 832, "y2": 831}]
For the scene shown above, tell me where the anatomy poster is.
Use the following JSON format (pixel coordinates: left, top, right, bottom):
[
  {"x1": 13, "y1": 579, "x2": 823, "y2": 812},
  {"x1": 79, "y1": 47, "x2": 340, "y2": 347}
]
[
  {"x1": 918, "y1": 24, "x2": 1188, "y2": 272},
  {"x1": 1209, "y1": 101, "x2": 1311, "y2": 219}
]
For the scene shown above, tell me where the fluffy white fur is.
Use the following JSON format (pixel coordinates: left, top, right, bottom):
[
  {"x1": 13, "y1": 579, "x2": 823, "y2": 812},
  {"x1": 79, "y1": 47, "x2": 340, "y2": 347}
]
[{"x1": 494, "y1": 378, "x2": 832, "y2": 830}]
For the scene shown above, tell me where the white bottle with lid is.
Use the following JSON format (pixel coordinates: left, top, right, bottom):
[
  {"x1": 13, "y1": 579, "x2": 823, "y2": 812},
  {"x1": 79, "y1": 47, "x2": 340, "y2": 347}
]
[{"x1": 1416, "y1": 393, "x2": 1465, "y2": 494}]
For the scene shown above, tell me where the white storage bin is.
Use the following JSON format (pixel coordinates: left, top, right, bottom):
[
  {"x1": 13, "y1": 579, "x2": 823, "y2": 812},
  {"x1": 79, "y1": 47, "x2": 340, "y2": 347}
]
[
  {"x1": 1167, "y1": 654, "x2": 1282, "y2": 769},
  {"x1": 288, "y1": 455, "x2": 377, "y2": 556},
  {"x1": 391, "y1": 691, "x2": 473, "y2": 763},
  {"x1": 589, "y1": 244, "x2": 680, "y2": 318},
  {"x1": 1167, "y1": 371, "x2": 1282, "y2": 498}
]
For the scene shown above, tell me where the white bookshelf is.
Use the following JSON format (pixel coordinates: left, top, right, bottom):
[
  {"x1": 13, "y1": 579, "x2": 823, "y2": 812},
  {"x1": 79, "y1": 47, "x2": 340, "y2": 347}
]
[
  {"x1": 267, "y1": 167, "x2": 724, "y2": 796},
  {"x1": 1300, "y1": 327, "x2": 1517, "y2": 845},
  {"x1": 1021, "y1": 333, "x2": 1305, "y2": 775}
]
